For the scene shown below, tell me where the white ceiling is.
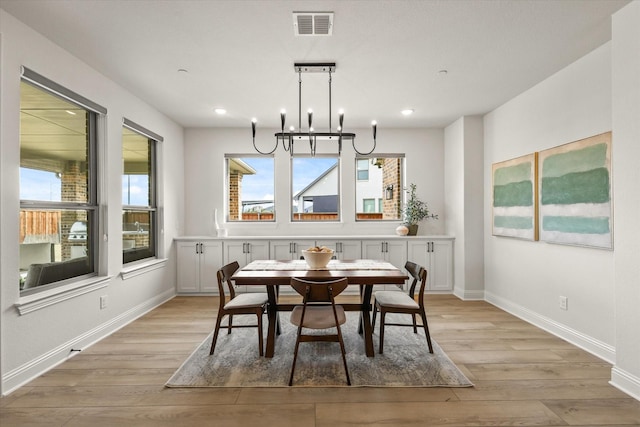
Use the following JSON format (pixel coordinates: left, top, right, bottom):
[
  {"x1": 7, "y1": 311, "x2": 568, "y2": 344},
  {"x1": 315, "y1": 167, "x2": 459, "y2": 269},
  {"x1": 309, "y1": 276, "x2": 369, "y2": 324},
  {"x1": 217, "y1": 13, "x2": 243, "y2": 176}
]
[{"x1": 2, "y1": 0, "x2": 630, "y2": 130}]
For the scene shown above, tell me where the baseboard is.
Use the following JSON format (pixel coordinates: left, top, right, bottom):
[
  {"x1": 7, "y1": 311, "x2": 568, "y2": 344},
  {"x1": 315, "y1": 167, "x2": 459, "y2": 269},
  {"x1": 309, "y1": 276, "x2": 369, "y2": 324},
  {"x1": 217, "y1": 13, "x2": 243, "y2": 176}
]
[
  {"x1": 484, "y1": 290, "x2": 615, "y2": 364},
  {"x1": 2, "y1": 288, "x2": 175, "y2": 396},
  {"x1": 453, "y1": 287, "x2": 485, "y2": 300},
  {"x1": 611, "y1": 366, "x2": 640, "y2": 401}
]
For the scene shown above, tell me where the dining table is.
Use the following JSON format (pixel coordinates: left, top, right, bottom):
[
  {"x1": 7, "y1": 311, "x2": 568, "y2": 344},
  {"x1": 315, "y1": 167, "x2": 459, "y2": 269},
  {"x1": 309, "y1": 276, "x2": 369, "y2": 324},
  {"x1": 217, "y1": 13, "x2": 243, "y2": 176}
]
[{"x1": 231, "y1": 259, "x2": 409, "y2": 358}]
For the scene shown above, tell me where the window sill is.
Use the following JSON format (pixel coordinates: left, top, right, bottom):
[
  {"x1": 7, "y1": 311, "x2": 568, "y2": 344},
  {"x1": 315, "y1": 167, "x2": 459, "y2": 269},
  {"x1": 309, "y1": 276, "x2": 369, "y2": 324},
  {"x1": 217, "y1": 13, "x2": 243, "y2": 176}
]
[
  {"x1": 16, "y1": 275, "x2": 112, "y2": 316},
  {"x1": 120, "y1": 258, "x2": 167, "y2": 280}
]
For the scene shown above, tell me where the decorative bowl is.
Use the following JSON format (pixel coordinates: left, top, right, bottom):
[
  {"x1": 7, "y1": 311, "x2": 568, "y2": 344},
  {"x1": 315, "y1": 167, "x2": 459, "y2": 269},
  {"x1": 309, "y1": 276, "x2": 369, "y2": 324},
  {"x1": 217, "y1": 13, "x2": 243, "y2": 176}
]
[{"x1": 301, "y1": 248, "x2": 334, "y2": 269}]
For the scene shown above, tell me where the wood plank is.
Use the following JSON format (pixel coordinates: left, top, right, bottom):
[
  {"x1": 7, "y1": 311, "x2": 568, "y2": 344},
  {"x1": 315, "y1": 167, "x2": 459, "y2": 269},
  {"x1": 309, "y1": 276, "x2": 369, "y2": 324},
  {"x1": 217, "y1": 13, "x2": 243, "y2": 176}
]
[{"x1": 2, "y1": 294, "x2": 636, "y2": 426}]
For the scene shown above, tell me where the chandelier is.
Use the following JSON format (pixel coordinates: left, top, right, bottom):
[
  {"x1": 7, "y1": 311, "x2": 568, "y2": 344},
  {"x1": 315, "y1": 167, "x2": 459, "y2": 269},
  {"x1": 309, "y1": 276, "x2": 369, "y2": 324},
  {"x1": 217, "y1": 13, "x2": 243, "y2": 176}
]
[{"x1": 251, "y1": 62, "x2": 377, "y2": 156}]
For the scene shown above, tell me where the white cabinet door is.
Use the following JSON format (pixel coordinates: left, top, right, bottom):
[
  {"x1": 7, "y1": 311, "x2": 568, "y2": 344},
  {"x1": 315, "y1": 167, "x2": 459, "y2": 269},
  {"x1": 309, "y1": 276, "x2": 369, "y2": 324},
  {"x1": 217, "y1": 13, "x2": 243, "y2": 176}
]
[
  {"x1": 177, "y1": 241, "x2": 200, "y2": 293},
  {"x1": 177, "y1": 240, "x2": 223, "y2": 293},
  {"x1": 407, "y1": 239, "x2": 453, "y2": 292},
  {"x1": 246, "y1": 240, "x2": 270, "y2": 262},
  {"x1": 270, "y1": 240, "x2": 315, "y2": 260},
  {"x1": 430, "y1": 240, "x2": 453, "y2": 292},
  {"x1": 199, "y1": 240, "x2": 223, "y2": 293},
  {"x1": 362, "y1": 240, "x2": 407, "y2": 290},
  {"x1": 362, "y1": 240, "x2": 406, "y2": 267},
  {"x1": 315, "y1": 239, "x2": 362, "y2": 260},
  {"x1": 224, "y1": 240, "x2": 270, "y2": 267}
]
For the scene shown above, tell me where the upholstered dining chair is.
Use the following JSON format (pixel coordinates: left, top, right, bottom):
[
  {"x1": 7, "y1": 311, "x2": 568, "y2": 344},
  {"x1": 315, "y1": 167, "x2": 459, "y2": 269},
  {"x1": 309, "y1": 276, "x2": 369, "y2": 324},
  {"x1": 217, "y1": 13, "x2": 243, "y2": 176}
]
[
  {"x1": 371, "y1": 261, "x2": 434, "y2": 354},
  {"x1": 209, "y1": 261, "x2": 269, "y2": 356},
  {"x1": 288, "y1": 277, "x2": 351, "y2": 386}
]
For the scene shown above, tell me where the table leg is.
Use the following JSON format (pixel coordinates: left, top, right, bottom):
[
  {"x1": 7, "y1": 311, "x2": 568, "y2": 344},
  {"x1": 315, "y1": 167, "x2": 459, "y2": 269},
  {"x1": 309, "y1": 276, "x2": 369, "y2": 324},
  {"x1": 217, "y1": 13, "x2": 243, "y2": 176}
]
[
  {"x1": 265, "y1": 285, "x2": 278, "y2": 358},
  {"x1": 361, "y1": 284, "x2": 375, "y2": 357}
]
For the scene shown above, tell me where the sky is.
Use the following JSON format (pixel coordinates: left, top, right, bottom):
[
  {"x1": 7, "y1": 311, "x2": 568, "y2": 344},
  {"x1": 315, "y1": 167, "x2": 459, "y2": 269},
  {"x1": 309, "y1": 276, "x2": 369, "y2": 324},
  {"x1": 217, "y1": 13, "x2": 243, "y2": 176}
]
[
  {"x1": 240, "y1": 157, "x2": 337, "y2": 201},
  {"x1": 20, "y1": 167, "x2": 149, "y2": 206}
]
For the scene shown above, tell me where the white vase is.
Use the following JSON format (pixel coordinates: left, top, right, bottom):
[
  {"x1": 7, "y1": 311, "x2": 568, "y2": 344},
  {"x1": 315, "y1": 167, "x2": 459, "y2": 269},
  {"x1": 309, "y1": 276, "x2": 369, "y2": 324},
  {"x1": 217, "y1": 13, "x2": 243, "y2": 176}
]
[{"x1": 395, "y1": 225, "x2": 409, "y2": 236}]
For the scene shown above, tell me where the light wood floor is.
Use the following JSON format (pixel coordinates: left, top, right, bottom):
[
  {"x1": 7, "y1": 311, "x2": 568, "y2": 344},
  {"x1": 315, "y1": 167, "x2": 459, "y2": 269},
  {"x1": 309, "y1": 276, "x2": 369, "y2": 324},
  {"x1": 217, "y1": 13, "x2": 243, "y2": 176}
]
[{"x1": 2, "y1": 294, "x2": 639, "y2": 426}]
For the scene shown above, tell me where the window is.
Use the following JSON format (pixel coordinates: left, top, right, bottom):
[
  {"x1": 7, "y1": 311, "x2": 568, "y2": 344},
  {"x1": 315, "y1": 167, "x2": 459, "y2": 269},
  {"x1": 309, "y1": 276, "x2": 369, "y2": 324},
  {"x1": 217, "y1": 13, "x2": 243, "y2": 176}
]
[
  {"x1": 122, "y1": 120, "x2": 161, "y2": 263},
  {"x1": 226, "y1": 155, "x2": 275, "y2": 221},
  {"x1": 363, "y1": 199, "x2": 375, "y2": 213},
  {"x1": 19, "y1": 68, "x2": 106, "y2": 293},
  {"x1": 356, "y1": 159, "x2": 369, "y2": 181},
  {"x1": 292, "y1": 156, "x2": 340, "y2": 222},
  {"x1": 355, "y1": 155, "x2": 404, "y2": 221}
]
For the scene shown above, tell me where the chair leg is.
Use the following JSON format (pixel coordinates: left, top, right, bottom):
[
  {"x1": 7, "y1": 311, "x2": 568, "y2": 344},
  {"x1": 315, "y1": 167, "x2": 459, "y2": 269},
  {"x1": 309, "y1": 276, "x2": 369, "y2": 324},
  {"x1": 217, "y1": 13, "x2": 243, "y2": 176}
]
[
  {"x1": 420, "y1": 310, "x2": 434, "y2": 353},
  {"x1": 209, "y1": 312, "x2": 224, "y2": 355},
  {"x1": 412, "y1": 313, "x2": 418, "y2": 333},
  {"x1": 288, "y1": 323, "x2": 304, "y2": 386},
  {"x1": 371, "y1": 302, "x2": 378, "y2": 329},
  {"x1": 379, "y1": 310, "x2": 386, "y2": 354},
  {"x1": 336, "y1": 323, "x2": 351, "y2": 386},
  {"x1": 227, "y1": 314, "x2": 233, "y2": 334},
  {"x1": 257, "y1": 310, "x2": 264, "y2": 357}
]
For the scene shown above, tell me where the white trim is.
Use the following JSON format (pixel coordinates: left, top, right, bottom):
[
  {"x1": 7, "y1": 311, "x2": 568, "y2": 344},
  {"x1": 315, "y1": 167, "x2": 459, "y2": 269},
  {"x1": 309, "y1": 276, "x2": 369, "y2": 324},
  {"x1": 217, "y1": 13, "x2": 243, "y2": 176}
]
[
  {"x1": 15, "y1": 276, "x2": 112, "y2": 315},
  {"x1": 610, "y1": 366, "x2": 640, "y2": 401},
  {"x1": 2, "y1": 288, "x2": 175, "y2": 396},
  {"x1": 121, "y1": 258, "x2": 167, "y2": 280},
  {"x1": 485, "y1": 290, "x2": 615, "y2": 363},
  {"x1": 453, "y1": 287, "x2": 485, "y2": 300}
]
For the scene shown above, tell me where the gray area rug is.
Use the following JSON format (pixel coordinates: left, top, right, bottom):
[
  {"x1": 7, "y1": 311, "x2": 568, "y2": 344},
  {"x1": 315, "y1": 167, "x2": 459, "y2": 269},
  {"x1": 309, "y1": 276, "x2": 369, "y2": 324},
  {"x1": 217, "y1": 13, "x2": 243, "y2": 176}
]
[{"x1": 166, "y1": 313, "x2": 473, "y2": 387}]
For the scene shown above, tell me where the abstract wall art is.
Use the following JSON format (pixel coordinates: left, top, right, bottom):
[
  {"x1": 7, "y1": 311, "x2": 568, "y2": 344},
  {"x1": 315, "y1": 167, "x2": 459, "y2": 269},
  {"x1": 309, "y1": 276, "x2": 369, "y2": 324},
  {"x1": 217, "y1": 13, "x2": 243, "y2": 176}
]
[
  {"x1": 538, "y1": 132, "x2": 612, "y2": 249},
  {"x1": 492, "y1": 153, "x2": 538, "y2": 241}
]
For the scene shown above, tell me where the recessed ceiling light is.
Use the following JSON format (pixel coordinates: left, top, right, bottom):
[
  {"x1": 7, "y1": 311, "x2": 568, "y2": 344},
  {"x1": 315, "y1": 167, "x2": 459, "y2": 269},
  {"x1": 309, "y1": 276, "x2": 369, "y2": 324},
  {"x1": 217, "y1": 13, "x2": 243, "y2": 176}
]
[
  {"x1": 401, "y1": 109, "x2": 414, "y2": 116},
  {"x1": 214, "y1": 108, "x2": 227, "y2": 115},
  {"x1": 438, "y1": 69, "x2": 448, "y2": 75},
  {"x1": 177, "y1": 68, "x2": 189, "y2": 74}
]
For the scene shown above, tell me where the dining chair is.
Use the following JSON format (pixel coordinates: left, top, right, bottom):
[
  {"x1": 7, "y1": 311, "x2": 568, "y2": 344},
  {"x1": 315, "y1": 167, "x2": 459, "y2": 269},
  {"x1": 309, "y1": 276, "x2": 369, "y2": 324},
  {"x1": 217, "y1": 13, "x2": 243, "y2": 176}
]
[
  {"x1": 288, "y1": 277, "x2": 351, "y2": 386},
  {"x1": 371, "y1": 261, "x2": 434, "y2": 354},
  {"x1": 209, "y1": 261, "x2": 269, "y2": 356}
]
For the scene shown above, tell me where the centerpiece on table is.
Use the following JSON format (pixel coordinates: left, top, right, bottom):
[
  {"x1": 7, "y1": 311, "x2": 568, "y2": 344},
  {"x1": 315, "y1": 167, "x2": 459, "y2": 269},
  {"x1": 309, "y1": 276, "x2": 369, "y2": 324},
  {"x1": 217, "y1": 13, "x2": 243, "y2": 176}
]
[{"x1": 397, "y1": 183, "x2": 438, "y2": 236}]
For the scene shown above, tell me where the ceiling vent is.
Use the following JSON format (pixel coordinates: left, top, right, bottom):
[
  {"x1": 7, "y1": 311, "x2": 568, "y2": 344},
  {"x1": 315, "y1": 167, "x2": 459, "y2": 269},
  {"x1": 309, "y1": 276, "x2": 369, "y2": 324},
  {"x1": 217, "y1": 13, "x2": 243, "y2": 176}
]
[{"x1": 293, "y1": 12, "x2": 333, "y2": 36}]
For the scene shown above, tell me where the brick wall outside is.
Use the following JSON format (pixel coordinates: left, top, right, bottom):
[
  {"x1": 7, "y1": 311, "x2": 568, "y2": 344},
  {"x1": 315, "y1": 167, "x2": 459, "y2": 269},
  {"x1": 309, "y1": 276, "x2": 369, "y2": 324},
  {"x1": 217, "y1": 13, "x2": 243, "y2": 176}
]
[{"x1": 382, "y1": 158, "x2": 402, "y2": 220}]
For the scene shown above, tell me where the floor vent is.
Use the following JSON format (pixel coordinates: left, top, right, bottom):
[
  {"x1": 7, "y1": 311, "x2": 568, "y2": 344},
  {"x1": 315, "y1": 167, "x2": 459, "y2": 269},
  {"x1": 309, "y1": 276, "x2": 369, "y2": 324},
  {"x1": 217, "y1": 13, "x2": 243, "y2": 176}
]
[{"x1": 293, "y1": 12, "x2": 333, "y2": 36}]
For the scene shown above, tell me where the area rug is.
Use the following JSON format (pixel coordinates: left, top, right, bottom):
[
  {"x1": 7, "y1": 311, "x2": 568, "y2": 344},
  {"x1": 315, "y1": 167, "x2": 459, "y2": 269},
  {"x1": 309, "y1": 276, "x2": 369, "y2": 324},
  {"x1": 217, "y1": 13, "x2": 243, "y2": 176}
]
[{"x1": 166, "y1": 313, "x2": 473, "y2": 387}]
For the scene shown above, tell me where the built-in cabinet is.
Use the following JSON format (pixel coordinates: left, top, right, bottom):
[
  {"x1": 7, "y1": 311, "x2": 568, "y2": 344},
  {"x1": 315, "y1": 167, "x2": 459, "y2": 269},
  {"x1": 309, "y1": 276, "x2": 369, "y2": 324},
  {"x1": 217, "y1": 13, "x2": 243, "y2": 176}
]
[
  {"x1": 361, "y1": 239, "x2": 408, "y2": 290},
  {"x1": 175, "y1": 236, "x2": 454, "y2": 295},
  {"x1": 407, "y1": 239, "x2": 454, "y2": 292},
  {"x1": 361, "y1": 240, "x2": 407, "y2": 268},
  {"x1": 176, "y1": 240, "x2": 223, "y2": 293},
  {"x1": 270, "y1": 240, "x2": 316, "y2": 260},
  {"x1": 223, "y1": 240, "x2": 269, "y2": 268},
  {"x1": 315, "y1": 239, "x2": 362, "y2": 260}
]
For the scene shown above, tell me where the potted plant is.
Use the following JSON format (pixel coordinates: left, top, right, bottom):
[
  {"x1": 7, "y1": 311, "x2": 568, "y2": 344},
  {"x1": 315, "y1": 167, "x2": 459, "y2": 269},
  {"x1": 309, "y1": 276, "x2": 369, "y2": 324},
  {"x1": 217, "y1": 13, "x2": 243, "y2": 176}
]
[{"x1": 401, "y1": 183, "x2": 437, "y2": 236}]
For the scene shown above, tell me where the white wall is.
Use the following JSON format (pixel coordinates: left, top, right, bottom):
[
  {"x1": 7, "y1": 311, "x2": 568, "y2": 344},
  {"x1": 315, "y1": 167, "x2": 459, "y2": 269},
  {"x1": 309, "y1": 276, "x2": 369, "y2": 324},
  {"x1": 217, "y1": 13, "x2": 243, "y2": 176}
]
[
  {"x1": 483, "y1": 42, "x2": 615, "y2": 362},
  {"x1": 184, "y1": 127, "x2": 446, "y2": 237},
  {"x1": 611, "y1": 1, "x2": 640, "y2": 400},
  {"x1": 0, "y1": 10, "x2": 184, "y2": 394},
  {"x1": 445, "y1": 116, "x2": 485, "y2": 300}
]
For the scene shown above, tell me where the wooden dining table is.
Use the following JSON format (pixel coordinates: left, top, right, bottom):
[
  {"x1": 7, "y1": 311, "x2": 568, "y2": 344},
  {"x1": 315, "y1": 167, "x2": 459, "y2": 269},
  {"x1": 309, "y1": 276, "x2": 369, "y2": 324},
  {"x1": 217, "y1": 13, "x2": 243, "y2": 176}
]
[{"x1": 231, "y1": 259, "x2": 409, "y2": 358}]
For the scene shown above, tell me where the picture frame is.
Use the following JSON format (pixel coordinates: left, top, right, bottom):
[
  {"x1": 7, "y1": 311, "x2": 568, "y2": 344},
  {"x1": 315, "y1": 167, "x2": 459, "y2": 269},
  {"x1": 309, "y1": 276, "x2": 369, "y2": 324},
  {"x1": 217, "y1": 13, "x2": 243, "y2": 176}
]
[
  {"x1": 492, "y1": 153, "x2": 538, "y2": 241},
  {"x1": 538, "y1": 132, "x2": 612, "y2": 249}
]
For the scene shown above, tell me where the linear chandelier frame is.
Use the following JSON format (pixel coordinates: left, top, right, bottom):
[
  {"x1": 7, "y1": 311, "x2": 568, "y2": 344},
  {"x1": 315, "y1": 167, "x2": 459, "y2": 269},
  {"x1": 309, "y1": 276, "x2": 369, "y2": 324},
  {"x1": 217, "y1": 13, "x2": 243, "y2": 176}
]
[{"x1": 251, "y1": 62, "x2": 376, "y2": 156}]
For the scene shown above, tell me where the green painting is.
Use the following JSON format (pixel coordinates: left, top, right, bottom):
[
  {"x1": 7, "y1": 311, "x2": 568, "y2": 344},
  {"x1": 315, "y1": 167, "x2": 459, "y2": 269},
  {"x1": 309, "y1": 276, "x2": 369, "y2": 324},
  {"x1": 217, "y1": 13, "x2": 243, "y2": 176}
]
[
  {"x1": 492, "y1": 153, "x2": 538, "y2": 240},
  {"x1": 538, "y1": 132, "x2": 612, "y2": 249}
]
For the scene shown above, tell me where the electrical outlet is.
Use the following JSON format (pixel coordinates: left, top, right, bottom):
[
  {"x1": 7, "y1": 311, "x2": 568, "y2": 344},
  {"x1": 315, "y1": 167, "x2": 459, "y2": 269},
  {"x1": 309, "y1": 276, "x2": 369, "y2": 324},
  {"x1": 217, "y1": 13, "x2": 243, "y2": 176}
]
[
  {"x1": 100, "y1": 295, "x2": 108, "y2": 309},
  {"x1": 559, "y1": 296, "x2": 568, "y2": 311}
]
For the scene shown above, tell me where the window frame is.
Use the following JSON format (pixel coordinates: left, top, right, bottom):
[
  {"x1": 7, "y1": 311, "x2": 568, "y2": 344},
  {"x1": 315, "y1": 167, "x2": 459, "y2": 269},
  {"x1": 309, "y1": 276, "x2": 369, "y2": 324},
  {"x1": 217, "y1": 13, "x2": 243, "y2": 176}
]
[
  {"x1": 122, "y1": 118, "x2": 162, "y2": 264},
  {"x1": 224, "y1": 154, "x2": 276, "y2": 222},
  {"x1": 291, "y1": 154, "x2": 341, "y2": 222},
  {"x1": 355, "y1": 154, "x2": 405, "y2": 222},
  {"x1": 19, "y1": 68, "x2": 106, "y2": 295}
]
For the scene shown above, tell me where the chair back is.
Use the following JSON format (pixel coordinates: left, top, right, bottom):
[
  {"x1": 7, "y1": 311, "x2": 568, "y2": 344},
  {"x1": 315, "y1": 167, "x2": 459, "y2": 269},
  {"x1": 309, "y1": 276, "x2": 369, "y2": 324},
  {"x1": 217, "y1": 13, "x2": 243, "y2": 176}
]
[
  {"x1": 290, "y1": 277, "x2": 348, "y2": 302},
  {"x1": 405, "y1": 261, "x2": 427, "y2": 307},
  {"x1": 216, "y1": 261, "x2": 240, "y2": 305}
]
